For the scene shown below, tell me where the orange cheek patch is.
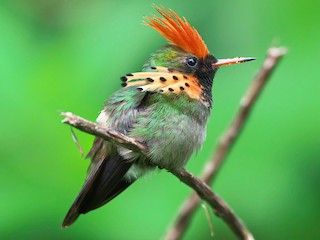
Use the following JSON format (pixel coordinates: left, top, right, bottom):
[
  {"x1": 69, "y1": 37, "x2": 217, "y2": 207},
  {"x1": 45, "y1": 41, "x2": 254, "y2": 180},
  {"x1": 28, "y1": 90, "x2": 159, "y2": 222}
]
[{"x1": 121, "y1": 66, "x2": 203, "y2": 100}]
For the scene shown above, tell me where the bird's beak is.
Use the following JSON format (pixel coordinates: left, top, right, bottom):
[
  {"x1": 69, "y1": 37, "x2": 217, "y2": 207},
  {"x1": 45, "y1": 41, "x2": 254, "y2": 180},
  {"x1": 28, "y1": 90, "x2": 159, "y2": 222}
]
[{"x1": 213, "y1": 57, "x2": 256, "y2": 67}]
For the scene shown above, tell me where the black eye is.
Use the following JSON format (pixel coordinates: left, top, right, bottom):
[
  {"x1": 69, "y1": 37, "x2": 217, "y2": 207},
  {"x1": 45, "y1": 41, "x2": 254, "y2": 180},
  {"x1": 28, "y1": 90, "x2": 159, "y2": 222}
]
[{"x1": 186, "y1": 57, "x2": 198, "y2": 67}]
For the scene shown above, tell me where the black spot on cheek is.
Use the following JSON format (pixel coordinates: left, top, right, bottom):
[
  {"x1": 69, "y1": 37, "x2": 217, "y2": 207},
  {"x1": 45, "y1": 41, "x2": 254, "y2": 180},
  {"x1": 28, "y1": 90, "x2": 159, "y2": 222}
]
[
  {"x1": 160, "y1": 90, "x2": 164, "y2": 93},
  {"x1": 121, "y1": 82, "x2": 127, "y2": 87},
  {"x1": 137, "y1": 87, "x2": 143, "y2": 91},
  {"x1": 126, "y1": 73, "x2": 133, "y2": 76},
  {"x1": 146, "y1": 78, "x2": 154, "y2": 82},
  {"x1": 183, "y1": 75, "x2": 188, "y2": 79},
  {"x1": 120, "y1": 76, "x2": 127, "y2": 82},
  {"x1": 180, "y1": 86, "x2": 185, "y2": 91},
  {"x1": 173, "y1": 76, "x2": 178, "y2": 80},
  {"x1": 160, "y1": 77, "x2": 166, "y2": 82},
  {"x1": 185, "y1": 83, "x2": 190, "y2": 87},
  {"x1": 151, "y1": 66, "x2": 157, "y2": 70},
  {"x1": 168, "y1": 88, "x2": 174, "y2": 92}
]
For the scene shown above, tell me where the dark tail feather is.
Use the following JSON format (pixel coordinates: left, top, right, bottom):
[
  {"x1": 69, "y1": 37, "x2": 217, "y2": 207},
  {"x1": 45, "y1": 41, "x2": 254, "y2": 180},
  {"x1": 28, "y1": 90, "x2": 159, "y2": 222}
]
[
  {"x1": 62, "y1": 209, "x2": 80, "y2": 228},
  {"x1": 62, "y1": 154, "x2": 133, "y2": 227},
  {"x1": 62, "y1": 158, "x2": 105, "y2": 227}
]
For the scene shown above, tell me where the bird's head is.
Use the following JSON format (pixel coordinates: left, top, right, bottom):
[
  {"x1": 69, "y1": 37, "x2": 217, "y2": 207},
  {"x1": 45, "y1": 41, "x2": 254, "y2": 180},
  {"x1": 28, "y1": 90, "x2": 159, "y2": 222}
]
[{"x1": 122, "y1": 6, "x2": 255, "y2": 106}]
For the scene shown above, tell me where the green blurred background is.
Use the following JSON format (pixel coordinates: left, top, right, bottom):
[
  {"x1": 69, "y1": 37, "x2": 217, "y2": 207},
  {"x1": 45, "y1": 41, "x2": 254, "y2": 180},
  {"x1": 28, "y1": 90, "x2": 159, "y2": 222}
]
[{"x1": 1, "y1": 0, "x2": 319, "y2": 239}]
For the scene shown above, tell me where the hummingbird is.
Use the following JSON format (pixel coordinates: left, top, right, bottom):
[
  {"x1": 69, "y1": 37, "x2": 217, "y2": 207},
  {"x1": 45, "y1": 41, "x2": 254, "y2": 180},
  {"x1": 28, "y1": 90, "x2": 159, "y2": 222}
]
[{"x1": 62, "y1": 6, "x2": 255, "y2": 227}]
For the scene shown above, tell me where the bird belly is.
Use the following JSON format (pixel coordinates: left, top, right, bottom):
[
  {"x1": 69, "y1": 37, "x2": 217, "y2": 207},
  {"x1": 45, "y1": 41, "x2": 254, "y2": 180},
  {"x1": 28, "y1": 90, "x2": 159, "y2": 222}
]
[{"x1": 128, "y1": 94, "x2": 209, "y2": 170}]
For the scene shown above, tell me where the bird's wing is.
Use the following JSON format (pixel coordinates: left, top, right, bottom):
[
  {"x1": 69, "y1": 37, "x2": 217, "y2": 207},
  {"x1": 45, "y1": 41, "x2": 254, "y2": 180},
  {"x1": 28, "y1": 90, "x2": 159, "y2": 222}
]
[
  {"x1": 86, "y1": 87, "x2": 149, "y2": 175},
  {"x1": 62, "y1": 88, "x2": 148, "y2": 227}
]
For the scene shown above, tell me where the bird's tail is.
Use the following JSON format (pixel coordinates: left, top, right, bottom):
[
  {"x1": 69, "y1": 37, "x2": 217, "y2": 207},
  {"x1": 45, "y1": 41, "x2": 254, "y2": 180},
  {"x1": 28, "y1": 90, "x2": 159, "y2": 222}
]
[{"x1": 62, "y1": 138, "x2": 134, "y2": 227}]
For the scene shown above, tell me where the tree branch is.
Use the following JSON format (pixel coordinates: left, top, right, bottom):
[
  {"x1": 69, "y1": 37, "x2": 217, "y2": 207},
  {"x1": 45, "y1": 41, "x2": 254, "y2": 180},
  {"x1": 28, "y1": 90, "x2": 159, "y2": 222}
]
[
  {"x1": 170, "y1": 169, "x2": 254, "y2": 240},
  {"x1": 61, "y1": 112, "x2": 148, "y2": 155},
  {"x1": 164, "y1": 46, "x2": 287, "y2": 240},
  {"x1": 61, "y1": 112, "x2": 253, "y2": 240}
]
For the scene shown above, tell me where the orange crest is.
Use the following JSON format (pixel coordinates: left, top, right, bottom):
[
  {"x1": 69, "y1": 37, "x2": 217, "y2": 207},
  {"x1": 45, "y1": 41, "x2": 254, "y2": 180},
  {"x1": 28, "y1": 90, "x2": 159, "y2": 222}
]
[{"x1": 145, "y1": 6, "x2": 210, "y2": 59}]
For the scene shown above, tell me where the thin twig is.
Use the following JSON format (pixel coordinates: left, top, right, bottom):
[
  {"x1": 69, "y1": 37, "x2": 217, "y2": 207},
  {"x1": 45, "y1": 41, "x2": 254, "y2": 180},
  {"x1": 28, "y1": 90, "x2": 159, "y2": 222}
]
[
  {"x1": 70, "y1": 127, "x2": 84, "y2": 158},
  {"x1": 61, "y1": 112, "x2": 253, "y2": 240},
  {"x1": 201, "y1": 203, "x2": 214, "y2": 238},
  {"x1": 164, "y1": 46, "x2": 287, "y2": 240}
]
